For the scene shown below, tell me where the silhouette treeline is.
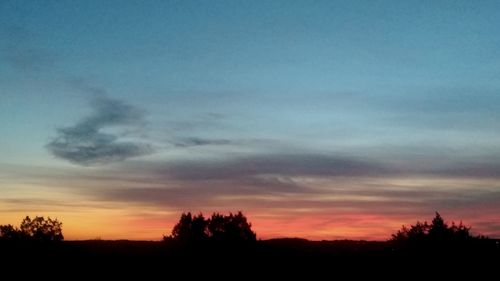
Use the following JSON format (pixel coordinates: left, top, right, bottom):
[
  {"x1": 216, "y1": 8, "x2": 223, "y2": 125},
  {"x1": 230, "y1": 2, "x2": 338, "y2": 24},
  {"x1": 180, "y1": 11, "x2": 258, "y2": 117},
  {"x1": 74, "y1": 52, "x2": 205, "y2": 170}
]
[
  {"x1": 0, "y1": 212, "x2": 499, "y2": 277},
  {"x1": 165, "y1": 211, "x2": 256, "y2": 243},
  {"x1": 390, "y1": 212, "x2": 487, "y2": 251},
  {"x1": 0, "y1": 216, "x2": 63, "y2": 242}
]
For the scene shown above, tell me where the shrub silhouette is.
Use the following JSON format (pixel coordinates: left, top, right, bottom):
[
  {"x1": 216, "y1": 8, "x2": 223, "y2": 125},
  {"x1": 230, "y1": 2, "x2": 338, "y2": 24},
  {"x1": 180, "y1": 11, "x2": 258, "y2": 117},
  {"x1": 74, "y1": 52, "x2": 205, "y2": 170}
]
[
  {"x1": 0, "y1": 216, "x2": 64, "y2": 242},
  {"x1": 391, "y1": 212, "x2": 474, "y2": 248},
  {"x1": 167, "y1": 211, "x2": 256, "y2": 243}
]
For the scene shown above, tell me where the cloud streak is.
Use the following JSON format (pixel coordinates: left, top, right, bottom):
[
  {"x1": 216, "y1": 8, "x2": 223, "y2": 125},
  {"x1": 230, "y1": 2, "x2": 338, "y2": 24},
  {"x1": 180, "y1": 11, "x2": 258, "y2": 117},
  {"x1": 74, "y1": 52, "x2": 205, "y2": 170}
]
[
  {"x1": 171, "y1": 137, "x2": 233, "y2": 147},
  {"x1": 160, "y1": 154, "x2": 388, "y2": 181},
  {"x1": 46, "y1": 96, "x2": 153, "y2": 166}
]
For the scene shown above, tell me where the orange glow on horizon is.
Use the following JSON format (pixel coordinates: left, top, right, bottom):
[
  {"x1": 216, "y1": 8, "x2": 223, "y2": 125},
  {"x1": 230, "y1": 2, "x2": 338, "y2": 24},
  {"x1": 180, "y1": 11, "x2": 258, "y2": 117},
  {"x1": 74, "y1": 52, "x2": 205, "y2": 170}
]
[
  {"x1": 1, "y1": 177, "x2": 499, "y2": 241},
  {"x1": 1, "y1": 208, "x2": 493, "y2": 241},
  {"x1": 1, "y1": 208, "x2": 498, "y2": 241}
]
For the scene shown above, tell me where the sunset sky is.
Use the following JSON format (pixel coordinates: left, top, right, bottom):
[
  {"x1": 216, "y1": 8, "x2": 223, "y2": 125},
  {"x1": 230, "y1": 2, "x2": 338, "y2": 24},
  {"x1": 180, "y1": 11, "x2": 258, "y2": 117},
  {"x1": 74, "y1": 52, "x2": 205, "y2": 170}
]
[{"x1": 1, "y1": 0, "x2": 500, "y2": 240}]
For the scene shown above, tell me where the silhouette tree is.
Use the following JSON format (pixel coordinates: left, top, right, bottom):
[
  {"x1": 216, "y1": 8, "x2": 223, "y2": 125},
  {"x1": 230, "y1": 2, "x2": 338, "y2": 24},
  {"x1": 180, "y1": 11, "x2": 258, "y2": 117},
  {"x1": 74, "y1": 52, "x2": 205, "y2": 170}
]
[
  {"x1": 428, "y1": 212, "x2": 449, "y2": 241},
  {"x1": 207, "y1": 213, "x2": 226, "y2": 241},
  {"x1": 167, "y1": 211, "x2": 256, "y2": 243},
  {"x1": 0, "y1": 216, "x2": 63, "y2": 242},
  {"x1": 170, "y1": 212, "x2": 208, "y2": 242},
  {"x1": 171, "y1": 212, "x2": 192, "y2": 240},
  {"x1": 392, "y1": 221, "x2": 429, "y2": 242},
  {"x1": 215, "y1": 211, "x2": 256, "y2": 242},
  {"x1": 0, "y1": 224, "x2": 21, "y2": 240},
  {"x1": 450, "y1": 221, "x2": 471, "y2": 241},
  {"x1": 391, "y1": 212, "x2": 474, "y2": 248},
  {"x1": 191, "y1": 213, "x2": 209, "y2": 241}
]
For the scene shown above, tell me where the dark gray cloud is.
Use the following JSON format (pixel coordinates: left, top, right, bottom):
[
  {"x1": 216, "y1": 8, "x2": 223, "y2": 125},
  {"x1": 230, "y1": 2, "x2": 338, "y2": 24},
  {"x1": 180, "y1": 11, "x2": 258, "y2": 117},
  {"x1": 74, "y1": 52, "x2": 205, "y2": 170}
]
[
  {"x1": 169, "y1": 136, "x2": 277, "y2": 148},
  {"x1": 171, "y1": 137, "x2": 233, "y2": 147},
  {"x1": 426, "y1": 164, "x2": 500, "y2": 179},
  {"x1": 96, "y1": 171, "x2": 500, "y2": 213},
  {"x1": 46, "y1": 96, "x2": 154, "y2": 165},
  {"x1": 161, "y1": 154, "x2": 388, "y2": 181},
  {"x1": 87, "y1": 151, "x2": 500, "y2": 211},
  {"x1": 95, "y1": 173, "x2": 317, "y2": 209}
]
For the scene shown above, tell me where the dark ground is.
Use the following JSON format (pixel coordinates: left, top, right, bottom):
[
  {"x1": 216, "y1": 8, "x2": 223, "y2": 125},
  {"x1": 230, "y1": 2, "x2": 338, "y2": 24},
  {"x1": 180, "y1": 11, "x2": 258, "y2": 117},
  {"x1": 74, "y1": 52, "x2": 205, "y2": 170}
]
[{"x1": 1, "y1": 238, "x2": 499, "y2": 277}]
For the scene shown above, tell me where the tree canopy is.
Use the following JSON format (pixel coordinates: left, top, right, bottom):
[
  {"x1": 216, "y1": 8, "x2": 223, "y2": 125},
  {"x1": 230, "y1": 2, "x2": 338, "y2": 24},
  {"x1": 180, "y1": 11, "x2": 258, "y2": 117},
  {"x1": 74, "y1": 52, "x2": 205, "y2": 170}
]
[
  {"x1": 167, "y1": 211, "x2": 256, "y2": 243},
  {"x1": 0, "y1": 216, "x2": 64, "y2": 242},
  {"x1": 391, "y1": 212, "x2": 475, "y2": 247}
]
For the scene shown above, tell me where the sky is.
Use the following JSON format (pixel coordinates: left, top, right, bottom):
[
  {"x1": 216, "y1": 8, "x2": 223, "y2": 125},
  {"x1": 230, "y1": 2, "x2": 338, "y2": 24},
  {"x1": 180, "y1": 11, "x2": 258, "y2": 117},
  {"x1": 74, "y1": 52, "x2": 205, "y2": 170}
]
[{"x1": 1, "y1": 0, "x2": 500, "y2": 240}]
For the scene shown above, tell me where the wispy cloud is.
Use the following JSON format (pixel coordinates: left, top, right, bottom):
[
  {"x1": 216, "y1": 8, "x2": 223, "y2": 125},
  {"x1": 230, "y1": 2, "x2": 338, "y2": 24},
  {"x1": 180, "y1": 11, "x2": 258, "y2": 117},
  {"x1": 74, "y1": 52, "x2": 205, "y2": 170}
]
[
  {"x1": 82, "y1": 151, "x2": 500, "y2": 213},
  {"x1": 161, "y1": 154, "x2": 387, "y2": 181},
  {"x1": 171, "y1": 137, "x2": 233, "y2": 147},
  {"x1": 46, "y1": 96, "x2": 154, "y2": 166}
]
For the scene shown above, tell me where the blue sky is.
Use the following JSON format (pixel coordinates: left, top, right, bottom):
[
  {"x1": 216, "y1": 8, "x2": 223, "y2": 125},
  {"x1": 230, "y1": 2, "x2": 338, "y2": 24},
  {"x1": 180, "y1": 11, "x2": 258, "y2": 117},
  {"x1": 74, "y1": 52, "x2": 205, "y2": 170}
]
[{"x1": 1, "y1": 0, "x2": 500, "y2": 239}]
